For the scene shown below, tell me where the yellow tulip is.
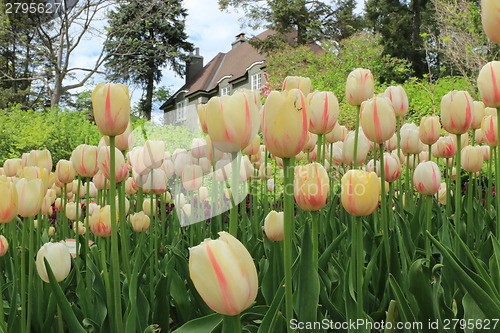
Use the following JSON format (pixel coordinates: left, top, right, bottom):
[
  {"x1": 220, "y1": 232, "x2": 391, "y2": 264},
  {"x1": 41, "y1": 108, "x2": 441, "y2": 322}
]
[
  {"x1": 3, "y1": 159, "x2": 22, "y2": 177},
  {"x1": 189, "y1": 231, "x2": 258, "y2": 315},
  {"x1": 294, "y1": 163, "x2": 329, "y2": 211},
  {"x1": 16, "y1": 178, "x2": 44, "y2": 218},
  {"x1": 419, "y1": 116, "x2": 441, "y2": 145},
  {"x1": 97, "y1": 146, "x2": 129, "y2": 183},
  {"x1": 263, "y1": 210, "x2": 284, "y2": 241},
  {"x1": 481, "y1": 0, "x2": 500, "y2": 44},
  {"x1": 471, "y1": 101, "x2": 485, "y2": 129},
  {"x1": 56, "y1": 160, "x2": 76, "y2": 184},
  {"x1": 325, "y1": 123, "x2": 347, "y2": 143},
  {"x1": 282, "y1": 76, "x2": 312, "y2": 95},
  {"x1": 360, "y1": 96, "x2": 396, "y2": 143},
  {"x1": 92, "y1": 82, "x2": 131, "y2": 136},
  {"x1": 27, "y1": 149, "x2": 52, "y2": 171},
  {"x1": 130, "y1": 211, "x2": 150, "y2": 232},
  {"x1": 198, "y1": 103, "x2": 209, "y2": 134},
  {"x1": 306, "y1": 91, "x2": 339, "y2": 135},
  {"x1": 89, "y1": 205, "x2": 117, "y2": 238},
  {"x1": 341, "y1": 170, "x2": 379, "y2": 216},
  {"x1": 70, "y1": 144, "x2": 99, "y2": 178},
  {"x1": 262, "y1": 89, "x2": 309, "y2": 158},
  {"x1": 0, "y1": 181, "x2": 18, "y2": 223}
]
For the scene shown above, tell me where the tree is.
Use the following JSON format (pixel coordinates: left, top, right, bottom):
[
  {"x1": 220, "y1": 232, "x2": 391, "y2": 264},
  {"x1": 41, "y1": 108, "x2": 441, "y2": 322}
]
[
  {"x1": 219, "y1": 0, "x2": 362, "y2": 46},
  {"x1": 103, "y1": 0, "x2": 193, "y2": 120}
]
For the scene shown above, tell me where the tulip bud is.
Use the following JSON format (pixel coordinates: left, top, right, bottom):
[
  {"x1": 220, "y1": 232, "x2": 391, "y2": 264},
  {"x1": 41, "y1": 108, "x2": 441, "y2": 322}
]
[
  {"x1": 0, "y1": 181, "x2": 18, "y2": 223},
  {"x1": 377, "y1": 153, "x2": 401, "y2": 183},
  {"x1": 142, "y1": 198, "x2": 157, "y2": 217},
  {"x1": 267, "y1": 178, "x2": 275, "y2": 192},
  {"x1": 97, "y1": 146, "x2": 129, "y2": 183},
  {"x1": 70, "y1": 144, "x2": 99, "y2": 178},
  {"x1": 440, "y1": 90, "x2": 473, "y2": 134},
  {"x1": 342, "y1": 130, "x2": 370, "y2": 166},
  {"x1": 294, "y1": 163, "x2": 329, "y2": 211},
  {"x1": 419, "y1": 116, "x2": 441, "y2": 145},
  {"x1": 182, "y1": 204, "x2": 192, "y2": 218},
  {"x1": 173, "y1": 151, "x2": 191, "y2": 177},
  {"x1": 65, "y1": 202, "x2": 81, "y2": 221},
  {"x1": 182, "y1": 164, "x2": 203, "y2": 191},
  {"x1": 345, "y1": 68, "x2": 374, "y2": 106},
  {"x1": 282, "y1": 76, "x2": 312, "y2": 95},
  {"x1": 190, "y1": 138, "x2": 207, "y2": 159},
  {"x1": 189, "y1": 231, "x2": 258, "y2": 316},
  {"x1": 92, "y1": 82, "x2": 130, "y2": 136},
  {"x1": 143, "y1": 140, "x2": 165, "y2": 170},
  {"x1": 341, "y1": 170, "x2": 379, "y2": 216},
  {"x1": 263, "y1": 210, "x2": 284, "y2": 241},
  {"x1": 485, "y1": 107, "x2": 497, "y2": 117},
  {"x1": 325, "y1": 123, "x2": 347, "y2": 143},
  {"x1": 461, "y1": 146, "x2": 484, "y2": 173},
  {"x1": 481, "y1": 115, "x2": 498, "y2": 146},
  {"x1": 475, "y1": 129, "x2": 487, "y2": 144},
  {"x1": 481, "y1": 0, "x2": 500, "y2": 44},
  {"x1": 3, "y1": 158, "x2": 22, "y2": 177},
  {"x1": 360, "y1": 97, "x2": 396, "y2": 143},
  {"x1": 306, "y1": 91, "x2": 339, "y2": 135},
  {"x1": 206, "y1": 91, "x2": 260, "y2": 152},
  {"x1": 16, "y1": 178, "x2": 44, "y2": 217},
  {"x1": 0, "y1": 235, "x2": 8, "y2": 256},
  {"x1": 437, "y1": 183, "x2": 448, "y2": 205},
  {"x1": 199, "y1": 186, "x2": 209, "y2": 201},
  {"x1": 89, "y1": 205, "x2": 117, "y2": 238},
  {"x1": 384, "y1": 86, "x2": 409, "y2": 117},
  {"x1": 36, "y1": 242, "x2": 71, "y2": 283},
  {"x1": 48, "y1": 226, "x2": 55, "y2": 237},
  {"x1": 130, "y1": 211, "x2": 150, "y2": 232},
  {"x1": 413, "y1": 161, "x2": 441, "y2": 195},
  {"x1": 243, "y1": 135, "x2": 261, "y2": 155},
  {"x1": 471, "y1": 101, "x2": 486, "y2": 129},
  {"x1": 73, "y1": 221, "x2": 86, "y2": 235},
  {"x1": 56, "y1": 160, "x2": 76, "y2": 184},
  {"x1": 142, "y1": 168, "x2": 168, "y2": 194},
  {"x1": 262, "y1": 89, "x2": 309, "y2": 158},
  {"x1": 93, "y1": 171, "x2": 106, "y2": 190},
  {"x1": 125, "y1": 177, "x2": 138, "y2": 195},
  {"x1": 481, "y1": 145, "x2": 491, "y2": 161},
  {"x1": 434, "y1": 136, "x2": 457, "y2": 159},
  {"x1": 28, "y1": 149, "x2": 52, "y2": 172}
]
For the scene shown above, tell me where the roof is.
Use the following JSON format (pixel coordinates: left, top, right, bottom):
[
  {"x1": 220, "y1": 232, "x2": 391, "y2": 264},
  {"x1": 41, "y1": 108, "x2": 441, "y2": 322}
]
[{"x1": 161, "y1": 29, "x2": 323, "y2": 111}]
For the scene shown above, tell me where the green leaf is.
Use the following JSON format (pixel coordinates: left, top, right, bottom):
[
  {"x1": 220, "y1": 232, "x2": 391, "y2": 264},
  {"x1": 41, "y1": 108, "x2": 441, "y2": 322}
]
[
  {"x1": 388, "y1": 274, "x2": 417, "y2": 323},
  {"x1": 258, "y1": 279, "x2": 286, "y2": 333},
  {"x1": 172, "y1": 313, "x2": 223, "y2": 333},
  {"x1": 408, "y1": 259, "x2": 436, "y2": 328}
]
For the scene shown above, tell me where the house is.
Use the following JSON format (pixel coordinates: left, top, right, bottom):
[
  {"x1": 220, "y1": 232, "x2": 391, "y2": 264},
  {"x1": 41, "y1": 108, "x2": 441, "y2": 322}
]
[{"x1": 160, "y1": 30, "x2": 272, "y2": 131}]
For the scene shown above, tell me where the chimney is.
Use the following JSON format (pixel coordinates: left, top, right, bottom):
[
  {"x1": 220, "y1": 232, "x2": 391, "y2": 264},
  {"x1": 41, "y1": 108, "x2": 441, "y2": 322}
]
[
  {"x1": 186, "y1": 47, "x2": 203, "y2": 83},
  {"x1": 231, "y1": 33, "x2": 248, "y2": 49}
]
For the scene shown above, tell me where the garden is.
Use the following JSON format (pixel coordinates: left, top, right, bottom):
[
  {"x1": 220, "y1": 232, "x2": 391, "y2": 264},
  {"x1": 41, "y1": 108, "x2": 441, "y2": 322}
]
[{"x1": 1, "y1": 2, "x2": 500, "y2": 333}]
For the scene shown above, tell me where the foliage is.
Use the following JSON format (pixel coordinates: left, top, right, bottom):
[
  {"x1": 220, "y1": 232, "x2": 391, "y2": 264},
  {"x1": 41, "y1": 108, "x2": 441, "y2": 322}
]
[
  {"x1": 0, "y1": 105, "x2": 101, "y2": 165},
  {"x1": 104, "y1": 0, "x2": 193, "y2": 120},
  {"x1": 132, "y1": 121, "x2": 203, "y2": 153},
  {"x1": 263, "y1": 32, "x2": 411, "y2": 128}
]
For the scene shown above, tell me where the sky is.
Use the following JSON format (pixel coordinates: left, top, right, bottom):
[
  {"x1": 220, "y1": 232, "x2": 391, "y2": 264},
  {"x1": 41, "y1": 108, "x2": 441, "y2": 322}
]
[{"x1": 66, "y1": 0, "x2": 365, "y2": 122}]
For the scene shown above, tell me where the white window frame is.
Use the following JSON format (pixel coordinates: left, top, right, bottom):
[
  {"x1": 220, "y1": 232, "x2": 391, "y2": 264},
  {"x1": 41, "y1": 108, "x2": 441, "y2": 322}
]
[
  {"x1": 250, "y1": 72, "x2": 262, "y2": 91},
  {"x1": 176, "y1": 100, "x2": 187, "y2": 122},
  {"x1": 220, "y1": 86, "x2": 231, "y2": 96}
]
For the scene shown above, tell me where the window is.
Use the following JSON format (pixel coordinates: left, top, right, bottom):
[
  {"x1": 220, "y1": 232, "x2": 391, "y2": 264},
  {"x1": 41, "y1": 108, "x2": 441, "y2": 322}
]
[
  {"x1": 251, "y1": 72, "x2": 262, "y2": 91},
  {"x1": 176, "y1": 100, "x2": 187, "y2": 122},
  {"x1": 220, "y1": 86, "x2": 231, "y2": 96}
]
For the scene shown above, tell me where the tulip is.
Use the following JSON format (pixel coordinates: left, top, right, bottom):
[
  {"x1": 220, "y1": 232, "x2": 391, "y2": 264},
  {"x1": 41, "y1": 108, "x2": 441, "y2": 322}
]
[
  {"x1": 437, "y1": 183, "x2": 448, "y2": 205},
  {"x1": 199, "y1": 186, "x2": 209, "y2": 201},
  {"x1": 359, "y1": 97, "x2": 396, "y2": 143},
  {"x1": 243, "y1": 135, "x2": 261, "y2": 155},
  {"x1": 481, "y1": 0, "x2": 500, "y2": 44},
  {"x1": 88, "y1": 202, "x2": 100, "y2": 216},
  {"x1": 293, "y1": 163, "x2": 329, "y2": 211},
  {"x1": 191, "y1": 138, "x2": 207, "y2": 159},
  {"x1": 70, "y1": 144, "x2": 99, "y2": 178},
  {"x1": 36, "y1": 242, "x2": 71, "y2": 283},
  {"x1": 0, "y1": 181, "x2": 17, "y2": 223},
  {"x1": 440, "y1": 90, "x2": 473, "y2": 134},
  {"x1": 206, "y1": 90, "x2": 260, "y2": 152},
  {"x1": 419, "y1": 116, "x2": 441, "y2": 145},
  {"x1": 345, "y1": 68, "x2": 374, "y2": 106},
  {"x1": 303, "y1": 133, "x2": 318, "y2": 152},
  {"x1": 55, "y1": 160, "x2": 76, "y2": 184},
  {"x1": 262, "y1": 89, "x2": 309, "y2": 158},
  {"x1": 471, "y1": 101, "x2": 486, "y2": 129},
  {"x1": 102, "y1": 121, "x2": 134, "y2": 151},
  {"x1": 258, "y1": 163, "x2": 272, "y2": 179},
  {"x1": 481, "y1": 115, "x2": 498, "y2": 146},
  {"x1": 143, "y1": 140, "x2": 165, "y2": 170},
  {"x1": 198, "y1": 103, "x2": 209, "y2": 134},
  {"x1": 21, "y1": 153, "x2": 29, "y2": 167},
  {"x1": 263, "y1": 210, "x2": 284, "y2": 241},
  {"x1": 485, "y1": 107, "x2": 497, "y2": 117},
  {"x1": 182, "y1": 204, "x2": 192, "y2": 218},
  {"x1": 73, "y1": 221, "x2": 86, "y2": 235},
  {"x1": 385, "y1": 133, "x2": 397, "y2": 151},
  {"x1": 341, "y1": 170, "x2": 379, "y2": 216},
  {"x1": 306, "y1": 91, "x2": 339, "y2": 135},
  {"x1": 384, "y1": 85, "x2": 409, "y2": 117},
  {"x1": 93, "y1": 171, "x2": 106, "y2": 190},
  {"x1": 400, "y1": 123, "x2": 423, "y2": 155},
  {"x1": 481, "y1": 145, "x2": 491, "y2": 160},
  {"x1": 205, "y1": 136, "x2": 224, "y2": 162},
  {"x1": 475, "y1": 128, "x2": 487, "y2": 144},
  {"x1": 89, "y1": 205, "x2": 117, "y2": 238},
  {"x1": 143, "y1": 168, "x2": 168, "y2": 194},
  {"x1": 65, "y1": 202, "x2": 81, "y2": 221},
  {"x1": 92, "y1": 82, "x2": 130, "y2": 136},
  {"x1": 0, "y1": 235, "x2": 8, "y2": 256},
  {"x1": 282, "y1": 76, "x2": 312, "y2": 95},
  {"x1": 342, "y1": 130, "x2": 370, "y2": 166},
  {"x1": 48, "y1": 226, "x2": 55, "y2": 237},
  {"x1": 434, "y1": 136, "x2": 457, "y2": 159},
  {"x1": 267, "y1": 178, "x2": 275, "y2": 192},
  {"x1": 130, "y1": 211, "x2": 150, "y2": 232},
  {"x1": 16, "y1": 178, "x2": 44, "y2": 218},
  {"x1": 189, "y1": 231, "x2": 258, "y2": 316},
  {"x1": 376, "y1": 153, "x2": 401, "y2": 183},
  {"x1": 142, "y1": 198, "x2": 157, "y2": 217},
  {"x1": 413, "y1": 161, "x2": 441, "y2": 195},
  {"x1": 3, "y1": 158, "x2": 22, "y2": 177},
  {"x1": 182, "y1": 164, "x2": 203, "y2": 191},
  {"x1": 97, "y1": 146, "x2": 129, "y2": 182},
  {"x1": 125, "y1": 177, "x2": 138, "y2": 195},
  {"x1": 461, "y1": 146, "x2": 484, "y2": 173},
  {"x1": 28, "y1": 149, "x2": 52, "y2": 171},
  {"x1": 325, "y1": 123, "x2": 347, "y2": 143},
  {"x1": 173, "y1": 151, "x2": 192, "y2": 177}
]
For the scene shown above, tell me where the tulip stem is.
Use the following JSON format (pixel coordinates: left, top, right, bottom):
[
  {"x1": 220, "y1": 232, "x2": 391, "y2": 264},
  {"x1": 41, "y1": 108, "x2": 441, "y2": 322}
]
[
  {"x1": 353, "y1": 105, "x2": 361, "y2": 169},
  {"x1": 455, "y1": 134, "x2": 463, "y2": 240},
  {"x1": 108, "y1": 136, "x2": 124, "y2": 333},
  {"x1": 446, "y1": 161, "x2": 451, "y2": 217},
  {"x1": 311, "y1": 211, "x2": 319, "y2": 271},
  {"x1": 282, "y1": 157, "x2": 295, "y2": 333},
  {"x1": 27, "y1": 217, "x2": 34, "y2": 332},
  {"x1": 487, "y1": 152, "x2": 493, "y2": 209},
  {"x1": 397, "y1": 116, "x2": 402, "y2": 197},
  {"x1": 428, "y1": 144, "x2": 432, "y2": 163},
  {"x1": 352, "y1": 216, "x2": 364, "y2": 319},
  {"x1": 223, "y1": 314, "x2": 241, "y2": 333},
  {"x1": 118, "y1": 182, "x2": 131, "y2": 279},
  {"x1": 379, "y1": 144, "x2": 390, "y2": 268},
  {"x1": 84, "y1": 178, "x2": 92, "y2": 313},
  {"x1": 20, "y1": 217, "x2": 28, "y2": 333},
  {"x1": 496, "y1": 108, "x2": 500, "y2": 238},
  {"x1": 229, "y1": 152, "x2": 239, "y2": 238},
  {"x1": 425, "y1": 194, "x2": 432, "y2": 264}
]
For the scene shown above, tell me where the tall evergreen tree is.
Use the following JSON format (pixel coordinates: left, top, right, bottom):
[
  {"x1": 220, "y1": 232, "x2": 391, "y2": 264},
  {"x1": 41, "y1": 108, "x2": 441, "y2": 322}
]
[{"x1": 104, "y1": 0, "x2": 193, "y2": 120}]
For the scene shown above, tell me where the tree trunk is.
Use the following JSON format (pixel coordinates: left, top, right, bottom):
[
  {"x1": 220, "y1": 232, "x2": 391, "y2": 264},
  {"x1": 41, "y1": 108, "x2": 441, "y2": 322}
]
[
  {"x1": 412, "y1": 0, "x2": 425, "y2": 77},
  {"x1": 143, "y1": 71, "x2": 154, "y2": 120}
]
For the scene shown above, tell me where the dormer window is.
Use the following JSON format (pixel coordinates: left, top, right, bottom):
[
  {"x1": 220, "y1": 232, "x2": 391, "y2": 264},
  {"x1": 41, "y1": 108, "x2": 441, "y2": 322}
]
[
  {"x1": 220, "y1": 86, "x2": 231, "y2": 96},
  {"x1": 176, "y1": 100, "x2": 187, "y2": 122},
  {"x1": 251, "y1": 72, "x2": 262, "y2": 91}
]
